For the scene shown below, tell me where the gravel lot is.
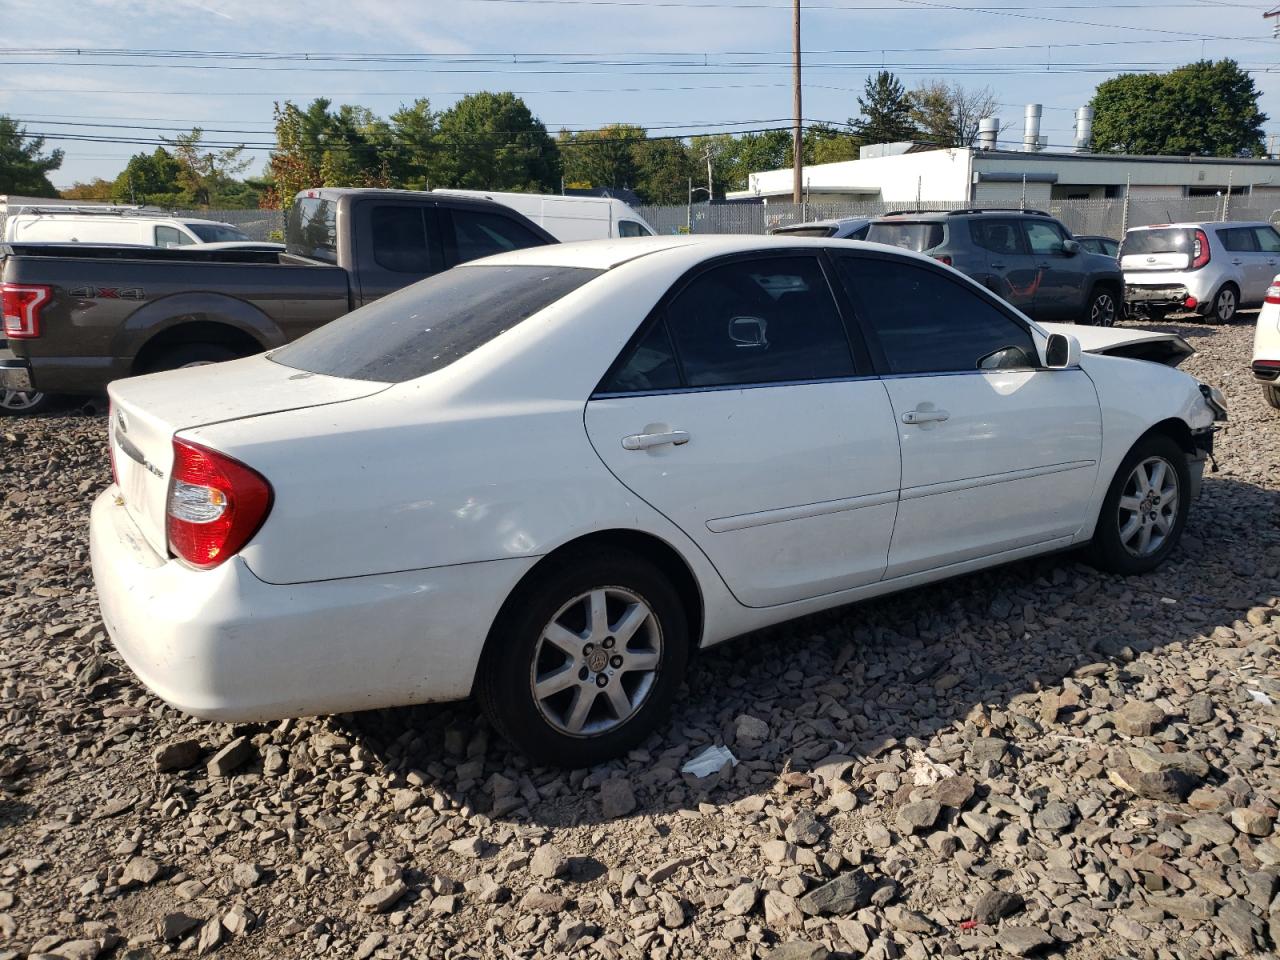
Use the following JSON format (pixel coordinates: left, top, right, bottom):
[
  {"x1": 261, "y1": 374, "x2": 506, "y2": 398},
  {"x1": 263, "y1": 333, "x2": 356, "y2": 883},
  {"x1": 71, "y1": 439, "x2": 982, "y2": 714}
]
[{"x1": 1, "y1": 317, "x2": 1278, "y2": 960}]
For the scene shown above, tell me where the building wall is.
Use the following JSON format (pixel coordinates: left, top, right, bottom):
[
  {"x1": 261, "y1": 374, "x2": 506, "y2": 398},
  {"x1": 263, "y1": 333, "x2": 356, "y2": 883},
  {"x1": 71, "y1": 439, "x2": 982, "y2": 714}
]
[
  {"x1": 739, "y1": 149, "x2": 973, "y2": 203},
  {"x1": 1127, "y1": 185, "x2": 1183, "y2": 199},
  {"x1": 972, "y1": 182, "x2": 1053, "y2": 206}
]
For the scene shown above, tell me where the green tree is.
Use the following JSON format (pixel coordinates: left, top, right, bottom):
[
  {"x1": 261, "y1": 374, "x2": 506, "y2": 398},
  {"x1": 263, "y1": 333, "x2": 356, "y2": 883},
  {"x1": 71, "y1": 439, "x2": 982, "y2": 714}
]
[
  {"x1": 1091, "y1": 59, "x2": 1266, "y2": 157},
  {"x1": 559, "y1": 123, "x2": 645, "y2": 191},
  {"x1": 60, "y1": 179, "x2": 115, "y2": 200},
  {"x1": 164, "y1": 128, "x2": 251, "y2": 207},
  {"x1": 0, "y1": 116, "x2": 63, "y2": 196},
  {"x1": 908, "y1": 81, "x2": 999, "y2": 148},
  {"x1": 112, "y1": 147, "x2": 184, "y2": 205},
  {"x1": 632, "y1": 137, "x2": 694, "y2": 204},
  {"x1": 805, "y1": 123, "x2": 860, "y2": 164},
  {"x1": 850, "y1": 72, "x2": 916, "y2": 146},
  {"x1": 265, "y1": 99, "x2": 391, "y2": 207},
  {"x1": 387, "y1": 98, "x2": 439, "y2": 189},
  {"x1": 432, "y1": 92, "x2": 559, "y2": 191}
]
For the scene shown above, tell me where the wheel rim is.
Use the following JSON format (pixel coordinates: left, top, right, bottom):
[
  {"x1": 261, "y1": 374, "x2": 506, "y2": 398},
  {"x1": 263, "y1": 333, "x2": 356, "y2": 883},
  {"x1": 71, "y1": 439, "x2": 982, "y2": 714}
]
[
  {"x1": 1217, "y1": 289, "x2": 1236, "y2": 321},
  {"x1": 1, "y1": 390, "x2": 44, "y2": 412},
  {"x1": 1091, "y1": 293, "x2": 1116, "y2": 326},
  {"x1": 1117, "y1": 456, "x2": 1179, "y2": 558},
  {"x1": 530, "y1": 586, "x2": 663, "y2": 738}
]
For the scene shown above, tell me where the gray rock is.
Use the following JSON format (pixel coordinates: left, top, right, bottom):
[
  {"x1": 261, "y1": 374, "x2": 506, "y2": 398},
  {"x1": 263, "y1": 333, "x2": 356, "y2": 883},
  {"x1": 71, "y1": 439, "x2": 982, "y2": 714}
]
[
  {"x1": 518, "y1": 890, "x2": 568, "y2": 913},
  {"x1": 158, "y1": 912, "x2": 200, "y2": 941},
  {"x1": 996, "y1": 926, "x2": 1055, "y2": 957},
  {"x1": 785, "y1": 809, "x2": 824, "y2": 846},
  {"x1": 764, "y1": 943, "x2": 829, "y2": 960},
  {"x1": 884, "y1": 905, "x2": 938, "y2": 934},
  {"x1": 896, "y1": 799, "x2": 941, "y2": 834},
  {"x1": 600, "y1": 778, "x2": 636, "y2": 818},
  {"x1": 530, "y1": 843, "x2": 569, "y2": 878},
  {"x1": 971, "y1": 737, "x2": 1009, "y2": 764},
  {"x1": 723, "y1": 882, "x2": 759, "y2": 916},
  {"x1": 195, "y1": 918, "x2": 222, "y2": 954},
  {"x1": 734, "y1": 713, "x2": 770, "y2": 745},
  {"x1": 206, "y1": 737, "x2": 253, "y2": 777},
  {"x1": 1183, "y1": 814, "x2": 1236, "y2": 847},
  {"x1": 1214, "y1": 902, "x2": 1262, "y2": 954},
  {"x1": 932, "y1": 775, "x2": 977, "y2": 809},
  {"x1": 763, "y1": 890, "x2": 803, "y2": 928},
  {"x1": 152, "y1": 739, "x2": 201, "y2": 773},
  {"x1": 359, "y1": 880, "x2": 407, "y2": 913},
  {"x1": 1113, "y1": 700, "x2": 1165, "y2": 737},
  {"x1": 797, "y1": 870, "x2": 875, "y2": 916},
  {"x1": 1231, "y1": 807, "x2": 1273, "y2": 837},
  {"x1": 121, "y1": 856, "x2": 161, "y2": 886},
  {"x1": 971, "y1": 890, "x2": 1024, "y2": 924},
  {"x1": 1033, "y1": 802, "x2": 1073, "y2": 833}
]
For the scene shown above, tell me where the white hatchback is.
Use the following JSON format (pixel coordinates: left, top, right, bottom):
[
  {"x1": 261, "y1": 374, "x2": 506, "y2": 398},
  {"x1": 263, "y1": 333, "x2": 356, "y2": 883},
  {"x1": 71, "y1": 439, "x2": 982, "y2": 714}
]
[{"x1": 91, "y1": 236, "x2": 1226, "y2": 765}]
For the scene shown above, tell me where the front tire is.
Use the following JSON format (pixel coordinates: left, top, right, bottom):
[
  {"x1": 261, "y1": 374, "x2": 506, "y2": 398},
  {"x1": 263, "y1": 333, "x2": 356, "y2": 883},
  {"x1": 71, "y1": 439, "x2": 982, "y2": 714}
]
[
  {"x1": 1209, "y1": 284, "x2": 1238, "y2": 324},
  {"x1": 141, "y1": 343, "x2": 240, "y2": 374},
  {"x1": 1089, "y1": 433, "x2": 1190, "y2": 575},
  {"x1": 1264, "y1": 383, "x2": 1280, "y2": 410},
  {"x1": 1085, "y1": 287, "x2": 1118, "y2": 327},
  {"x1": 476, "y1": 548, "x2": 689, "y2": 767}
]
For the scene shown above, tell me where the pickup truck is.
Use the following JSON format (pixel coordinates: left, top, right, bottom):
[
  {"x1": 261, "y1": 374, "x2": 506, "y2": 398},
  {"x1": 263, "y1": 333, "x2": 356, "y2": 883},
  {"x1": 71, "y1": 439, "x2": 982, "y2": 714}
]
[{"x1": 0, "y1": 188, "x2": 557, "y2": 407}]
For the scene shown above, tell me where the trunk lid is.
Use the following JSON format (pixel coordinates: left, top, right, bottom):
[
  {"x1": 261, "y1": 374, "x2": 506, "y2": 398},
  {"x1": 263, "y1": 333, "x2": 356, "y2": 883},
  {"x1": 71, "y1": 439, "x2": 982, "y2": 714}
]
[{"x1": 108, "y1": 355, "x2": 389, "y2": 556}]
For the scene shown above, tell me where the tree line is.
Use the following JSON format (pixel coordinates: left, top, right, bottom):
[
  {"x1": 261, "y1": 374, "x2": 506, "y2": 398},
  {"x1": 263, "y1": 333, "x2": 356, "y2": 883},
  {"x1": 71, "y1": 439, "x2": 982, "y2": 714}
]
[{"x1": 0, "y1": 58, "x2": 1266, "y2": 208}]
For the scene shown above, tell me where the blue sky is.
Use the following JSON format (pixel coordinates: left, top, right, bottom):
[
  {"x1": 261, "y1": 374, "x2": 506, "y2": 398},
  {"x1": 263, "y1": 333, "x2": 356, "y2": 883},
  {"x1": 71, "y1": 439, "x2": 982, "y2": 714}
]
[{"x1": 2, "y1": 0, "x2": 1278, "y2": 189}]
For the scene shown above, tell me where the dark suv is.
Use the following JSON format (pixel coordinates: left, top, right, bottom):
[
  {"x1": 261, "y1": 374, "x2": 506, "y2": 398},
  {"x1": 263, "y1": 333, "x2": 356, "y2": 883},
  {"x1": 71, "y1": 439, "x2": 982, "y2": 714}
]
[{"x1": 866, "y1": 209, "x2": 1124, "y2": 326}]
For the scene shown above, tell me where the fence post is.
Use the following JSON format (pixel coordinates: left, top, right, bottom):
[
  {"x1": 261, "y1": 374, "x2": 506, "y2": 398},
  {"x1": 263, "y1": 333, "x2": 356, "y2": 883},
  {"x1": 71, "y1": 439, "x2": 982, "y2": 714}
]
[
  {"x1": 1223, "y1": 169, "x2": 1232, "y2": 221},
  {"x1": 1121, "y1": 174, "x2": 1130, "y2": 236}
]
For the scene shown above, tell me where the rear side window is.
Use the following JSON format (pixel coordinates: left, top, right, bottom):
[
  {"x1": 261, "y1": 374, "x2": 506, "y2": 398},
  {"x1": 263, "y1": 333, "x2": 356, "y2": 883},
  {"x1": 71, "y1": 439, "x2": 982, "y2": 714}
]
[
  {"x1": 370, "y1": 205, "x2": 441, "y2": 274},
  {"x1": 970, "y1": 218, "x2": 1025, "y2": 255},
  {"x1": 1120, "y1": 228, "x2": 1193, "y2": 256},
  {"x1": 450, "y1": 210, "x2": 546, "y2": 263},
  {"x1": 286, "y1": 197, "x2": 338, "y2": 263},
  {"x1": 271, "y1": 265, "x2": 600, "y2": 383},
  {"x1": 1217, "y1": 227, "x2": 1258, "y2": 253},
  {"x1": 836, "y1": 256, "x2": 1037, "y2": 375},
  {"x1": 866, "y1": 221, "x2": 944, "y2": 252},
  {"x1": 1254, "y1": 226, "x2": 1280, "y2": 253}
]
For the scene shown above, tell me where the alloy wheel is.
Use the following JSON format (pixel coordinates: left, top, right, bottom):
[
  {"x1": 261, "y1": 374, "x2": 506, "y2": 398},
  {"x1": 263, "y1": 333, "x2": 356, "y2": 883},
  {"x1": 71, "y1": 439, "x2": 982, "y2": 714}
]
[
  {"x1": 1215, "y1": 288, "x2": 1236, "y2": 322},
  {"x1": 1090, "y1": 292, "x2": 1117, "y2": 327},
  {"x1": 530, "y1": 586, "x2": 663, "y2": 737},
  {"x1": 1116, "y1": 456, "x2": 1180, "y2": 557},
  {"x1": 1, "y1": 390, "x2": 45, "y2": 413}
]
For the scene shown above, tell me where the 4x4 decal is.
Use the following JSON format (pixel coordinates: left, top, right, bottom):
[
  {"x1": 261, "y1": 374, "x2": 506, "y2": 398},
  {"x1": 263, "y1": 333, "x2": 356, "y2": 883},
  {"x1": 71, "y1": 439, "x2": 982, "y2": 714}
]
[{"x1": 69, "y1": 286, "x2": 145, "y2": 300}]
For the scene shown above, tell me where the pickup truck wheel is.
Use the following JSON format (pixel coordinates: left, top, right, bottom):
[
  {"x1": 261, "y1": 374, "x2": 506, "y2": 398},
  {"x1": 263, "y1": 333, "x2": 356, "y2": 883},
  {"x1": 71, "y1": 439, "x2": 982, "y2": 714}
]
[
  {"x1": 476, "y1": 547, "x2": 689, "y2": 767},
  {"x1": 1209, "y1": 284, "x2": 1238, "y2": 324},
  {"x1": 1085, "y1": 288, "x2": 1118, "y2": 327},
  {"x1": 142, "y1": 343, "x2": 240, "y2": 373},
  {"x1": 0, "y1": 390, "x2": 51, "y2": 415},
  {"x1": 1264, "y1": 384, "x2": 1280, "y2": 410}
]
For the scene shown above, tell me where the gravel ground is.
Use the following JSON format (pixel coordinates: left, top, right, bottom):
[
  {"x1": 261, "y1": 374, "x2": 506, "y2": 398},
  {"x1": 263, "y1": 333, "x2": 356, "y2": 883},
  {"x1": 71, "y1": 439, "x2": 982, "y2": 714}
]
[{"x1": 1, "y1": 316, "x2": 1278, "y2": 960}]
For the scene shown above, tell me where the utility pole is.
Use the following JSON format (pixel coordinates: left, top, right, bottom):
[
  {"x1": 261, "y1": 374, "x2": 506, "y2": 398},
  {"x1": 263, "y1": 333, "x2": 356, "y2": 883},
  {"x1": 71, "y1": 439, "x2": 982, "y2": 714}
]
[
  {"x1": 705, "y1": 145, "x2": 714, "y2": 205},
  {"x1": 792, "y1": 0, "x2": 803, "y2": 205}
]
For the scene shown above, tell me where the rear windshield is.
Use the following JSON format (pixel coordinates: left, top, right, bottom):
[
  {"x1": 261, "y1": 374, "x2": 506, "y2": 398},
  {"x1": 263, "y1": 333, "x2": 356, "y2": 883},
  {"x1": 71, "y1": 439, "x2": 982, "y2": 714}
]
[
  {"x1": 186, "y1": 222, "x2": 250, "y2": 243},
  {"x1": 270, "y1": 265, "x2": 602, "y2": 382},
  {"x1": 773, "y1": 225, "x2": 836, "y2": 238},
  {"x1": 866, "y1": 221, "x2": 944, "y2": 252},
  {"x1": 1121, "y1": 228, "x2": 1193, "y2": 256},
  {"x1": 286, "y1": 197, "x2": 339, "y2": 263}
]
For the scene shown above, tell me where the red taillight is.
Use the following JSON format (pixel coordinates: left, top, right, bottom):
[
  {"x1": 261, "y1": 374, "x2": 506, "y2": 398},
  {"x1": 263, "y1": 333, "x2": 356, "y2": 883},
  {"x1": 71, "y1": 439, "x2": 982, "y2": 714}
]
[
  {"x1": 1184, "y1": 296, "x2": 1199, "y2": 309},
  {"x1": 932, "y1": 254, "x2": 953, "y2": 266},
  {"x1": 166, "y1": 438, "x2": 272, "y2": 569},
  {"x1": 2, "y1": 283, "x2": 51, "y2": 338},
  {"x1": 1190, "y1": 229, "x2": 1210, "y2": 270},
  {"x1": 1266, "y1": 283, "x2": 1280, "y2": 305}
]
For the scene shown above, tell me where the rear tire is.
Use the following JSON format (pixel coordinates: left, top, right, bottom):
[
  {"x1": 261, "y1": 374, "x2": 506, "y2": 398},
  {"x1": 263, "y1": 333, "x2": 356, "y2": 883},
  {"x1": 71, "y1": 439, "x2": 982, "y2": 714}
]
[
  {"x1": 140, "y1": 343, "x2": 240, "y2": 373},
  {"x1": 1085, "y1": 287, "x2": 1118, "y2": 327},
  {"x1": 0, "y1": 390, "x2": 52, "y2": 416},
  {"x1": 1088, "y1": 433, "x2": 1190, "y2": 575},
  {"x1": 476, "y1": 547, "x2": 689, "y2": 767},
  {"x1": 1209, "y1": 284, "x2": 1238, "y2": 324},
  {"x1": 1264, "y1": 384, "x2": 1280, "y2": 410}
]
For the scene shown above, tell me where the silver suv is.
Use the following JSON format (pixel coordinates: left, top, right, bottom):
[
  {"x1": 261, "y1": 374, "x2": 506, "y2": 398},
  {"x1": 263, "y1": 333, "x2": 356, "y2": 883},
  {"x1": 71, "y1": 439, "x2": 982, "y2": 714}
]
[{"x1": 1121, "y1": 221, "x2": 1280, "y2": 324}]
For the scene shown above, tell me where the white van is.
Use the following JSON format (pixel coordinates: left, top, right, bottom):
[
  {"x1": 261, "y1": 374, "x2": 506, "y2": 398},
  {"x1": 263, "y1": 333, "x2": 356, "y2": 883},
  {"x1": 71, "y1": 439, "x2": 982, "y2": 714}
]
[
  {"x1": 431, "y1": 190, "x2": 655, "y2": 242},
  {"x1": 3, "y1": 209, "x2": 252, "y2": 247}
]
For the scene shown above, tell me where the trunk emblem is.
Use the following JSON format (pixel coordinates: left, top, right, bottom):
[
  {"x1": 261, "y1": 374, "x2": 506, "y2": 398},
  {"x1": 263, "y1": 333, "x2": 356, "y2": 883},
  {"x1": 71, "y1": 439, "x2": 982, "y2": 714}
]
[
  {"x1": 116, "y1": 409, "x2": 129, "y2": 434},
  {"x1": 1146, "y1": 256, "x2": 1156, "y2": 263}
]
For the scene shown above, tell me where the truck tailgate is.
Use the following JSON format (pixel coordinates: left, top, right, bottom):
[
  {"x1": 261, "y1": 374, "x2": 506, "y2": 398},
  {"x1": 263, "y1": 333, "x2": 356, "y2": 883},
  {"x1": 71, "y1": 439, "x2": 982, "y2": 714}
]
[{"x1": 108, "y1": 355, "x2": 389, "y2": 557}]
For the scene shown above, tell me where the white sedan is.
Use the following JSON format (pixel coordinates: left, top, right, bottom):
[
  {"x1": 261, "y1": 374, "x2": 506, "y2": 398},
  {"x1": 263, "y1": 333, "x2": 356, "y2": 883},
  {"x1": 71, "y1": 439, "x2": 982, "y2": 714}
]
[
  {"x1": 91, "y1": 236, "x2": 1226, "y2": 766},
  {"x1": 1253, "y1": 275, "x2": 1280, "y2": 409}
]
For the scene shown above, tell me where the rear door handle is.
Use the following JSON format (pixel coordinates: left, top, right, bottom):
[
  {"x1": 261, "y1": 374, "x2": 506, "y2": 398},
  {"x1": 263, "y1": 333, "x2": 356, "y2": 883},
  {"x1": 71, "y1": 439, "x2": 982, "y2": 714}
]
[
  {"x1": 901, "y1": 409, "x2": 950, "y2": 425},
  {"x1": 621, "y1": 430, "x2": 690, "y2": 450},
  {"x1": 989, "y1": 262, "x2": 1006, "y2": 269},
  {"x1": 1231, "y1": 258, "x2": 1244, "y2": 266}
]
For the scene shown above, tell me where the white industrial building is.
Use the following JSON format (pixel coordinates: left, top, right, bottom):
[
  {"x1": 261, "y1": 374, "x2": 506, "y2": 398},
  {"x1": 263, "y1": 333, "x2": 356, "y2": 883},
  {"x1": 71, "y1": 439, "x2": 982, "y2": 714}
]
[{"x1": 728, "y1": 105, "x2": 1280, "y2": 208}]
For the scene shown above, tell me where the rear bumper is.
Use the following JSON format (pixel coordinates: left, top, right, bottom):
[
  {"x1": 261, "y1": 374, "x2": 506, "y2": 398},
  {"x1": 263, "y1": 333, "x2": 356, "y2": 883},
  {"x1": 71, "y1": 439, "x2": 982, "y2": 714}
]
[
  {"x1": 90, "y1": 487, "x2": 535, "y2": 722},
  {"x1": 10, "y1": 355, "x2": 130, "y2": 395}
]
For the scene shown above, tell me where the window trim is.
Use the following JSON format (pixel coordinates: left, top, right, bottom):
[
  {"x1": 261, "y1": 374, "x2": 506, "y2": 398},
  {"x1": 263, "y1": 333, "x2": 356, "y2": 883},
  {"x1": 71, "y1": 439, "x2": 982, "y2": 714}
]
[
  {"x1": 590, "y1": 249, "x2": 870, "y2": 398},
  {"x1": 830, "y1": 249, "x2": 1045, "y2": 378}
]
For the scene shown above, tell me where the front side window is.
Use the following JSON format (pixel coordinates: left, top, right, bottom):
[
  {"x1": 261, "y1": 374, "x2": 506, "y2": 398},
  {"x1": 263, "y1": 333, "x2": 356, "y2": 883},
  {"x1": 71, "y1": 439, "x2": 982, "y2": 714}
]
[
  {"x1": 836, "y1": 256, "x2": 1038, "y2": 375},
  {"x1": 662, "y1": 256, "x2": 855, "y2": 388},
  {"x1": 155, "y1": 225, "x2": 191, "y2": 247},
  {"x1": 271, "y1": 265, "x2": 600, "y2": 383},
  {"x1": 970, "y1": 218, "x2": 1026, "y2": 255},
  {"x1": 451, "y1": 210, "x2": 546, "y2": 263},
  {"x1": 370, "y1": 205, "x2": 439, "y2": 274},
  {"x1": 618, "y1": 220, "x2": 651, "y2": 238},
  {"x1": 1023, "y1": 220, "x2": 1069, "y2": 256}
]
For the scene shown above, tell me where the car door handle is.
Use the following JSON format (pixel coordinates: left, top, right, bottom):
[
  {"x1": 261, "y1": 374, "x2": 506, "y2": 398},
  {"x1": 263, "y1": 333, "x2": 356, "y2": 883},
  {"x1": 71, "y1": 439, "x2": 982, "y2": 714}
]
[
  {"x1": 989, "y1": 262, "x2": 1006, "y2": 269},
  {"x1": 621, "y1": 430, "x2": 690, "y2": 450},
  {"x1": 1231, "y1": 258, "x2": 1243, "y2": 266},
  {"x1": 901, "y1": 409, "x2": 949, "y2": 425}
]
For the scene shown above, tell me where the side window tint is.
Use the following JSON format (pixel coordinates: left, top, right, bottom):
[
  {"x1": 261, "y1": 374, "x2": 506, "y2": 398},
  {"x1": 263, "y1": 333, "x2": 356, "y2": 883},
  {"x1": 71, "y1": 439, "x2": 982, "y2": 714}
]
[
  {"x1": 370, "y1": 206, "x2": 438, "y2": 274},
  {"x1": 155, "y1": 225, "x2": 185, "y2": 248},
  {"x1": 618, "y1": 220, "x2": 650, "y2": 238},
  {"x1": 452, "y1": 210, "x2": 545, "y2": 262},
  {"x1": 1024, "y1": 220, "x2": 1067, "y2": 256},
  {"x1": 970, "y1": 219, "x2": 1023, "y2": 255},
  {"x1": 837, "y1": 256, "x2": 1038, "y2": 375},
  {"x1": 664, "y1": 257, "x2": 855, "y2": 388},
  {"x1": 1253, "y1": 226, "x2": 1280, "y2": 253},
  {"x1": 598, "y1": 320, "x2": 681, "y2": 393}
]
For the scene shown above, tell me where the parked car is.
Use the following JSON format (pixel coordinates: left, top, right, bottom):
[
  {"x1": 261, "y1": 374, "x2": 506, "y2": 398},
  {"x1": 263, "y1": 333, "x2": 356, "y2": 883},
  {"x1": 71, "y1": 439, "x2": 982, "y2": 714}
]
[
  {"x1": 3, "y1": 208, "x2": 255, "y2": 247},
  {"x1": 1121, "y1": 221, "x2": 1280, "y2": 324},
  {"x1": 1252, "y1": 274, "x2": 1280, "y2": 409},
  {"x1": 431, "y1": 189, "x2": 655, "y2": 240},
  {"x1": 0, "y1": 188, "x2": 556, "y2": 402},
  {"x1": 1076, "y1": 235, "x2": 1119, "y2": 257},
  {"x1": 769, "y1": 217, "x2": 872, "y2": 241},
  {"x1": 865, "y1": 209, "x2": 1124, "y2": 326},
  {"x1": 91, "y1": 235, "x2": 1225, "y2": 765}
]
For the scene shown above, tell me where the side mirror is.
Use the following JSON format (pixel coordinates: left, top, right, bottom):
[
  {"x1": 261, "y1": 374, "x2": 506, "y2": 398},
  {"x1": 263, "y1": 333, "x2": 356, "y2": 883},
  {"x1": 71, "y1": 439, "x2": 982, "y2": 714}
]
[
  {"x1": 728, "y1": 316, "x2": 769, "y2": 349},
  {"x1": 1045, "y1": 332, "x2": 1081, "y2": 369},
  {"x1": 1061, "y1": 238, "x2": 1081, "y2": 256}
]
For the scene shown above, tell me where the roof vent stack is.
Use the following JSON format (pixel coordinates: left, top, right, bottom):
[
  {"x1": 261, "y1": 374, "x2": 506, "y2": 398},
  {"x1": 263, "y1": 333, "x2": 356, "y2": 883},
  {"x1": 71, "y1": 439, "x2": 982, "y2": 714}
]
[
  {"x1": 977, "y1": 117, "x2": 999, "y2": 150},
  {"x1": 1074, "y1": 105, "x2": 1095, "y2": 152},
  {"x1": 1023, "y1": 104, "x2": 1042, "y2": 153}
]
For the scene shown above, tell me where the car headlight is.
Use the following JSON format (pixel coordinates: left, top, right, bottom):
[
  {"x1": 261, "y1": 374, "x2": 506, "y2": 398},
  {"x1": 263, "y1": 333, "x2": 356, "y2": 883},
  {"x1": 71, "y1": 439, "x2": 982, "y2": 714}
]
[{"x1": 1198, "y1": 381, "x2": 1229, "y2": 422}]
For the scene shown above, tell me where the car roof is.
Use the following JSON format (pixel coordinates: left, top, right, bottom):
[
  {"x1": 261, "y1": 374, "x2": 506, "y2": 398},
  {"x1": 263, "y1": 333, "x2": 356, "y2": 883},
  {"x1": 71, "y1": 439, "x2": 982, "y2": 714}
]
[
  {"x1": 773, "y1": 218, "x2": 869, "y2": 230},
  {"x1": 1126, "y1": 220, "x2": 1271, "y2": 231}
]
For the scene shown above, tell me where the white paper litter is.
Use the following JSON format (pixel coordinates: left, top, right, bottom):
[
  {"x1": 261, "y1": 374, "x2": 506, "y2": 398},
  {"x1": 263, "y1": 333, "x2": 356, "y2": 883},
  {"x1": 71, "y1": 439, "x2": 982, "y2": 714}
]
[
  {"x1": 1248, "y1": 689, "x2": 1274, "y2": 706},
  {"x1": 681, "y1": 745, "x2": 738, "y2": 778},
  {"x1": 909, "y1": 750, "x2": 956, "y2": 786}
]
